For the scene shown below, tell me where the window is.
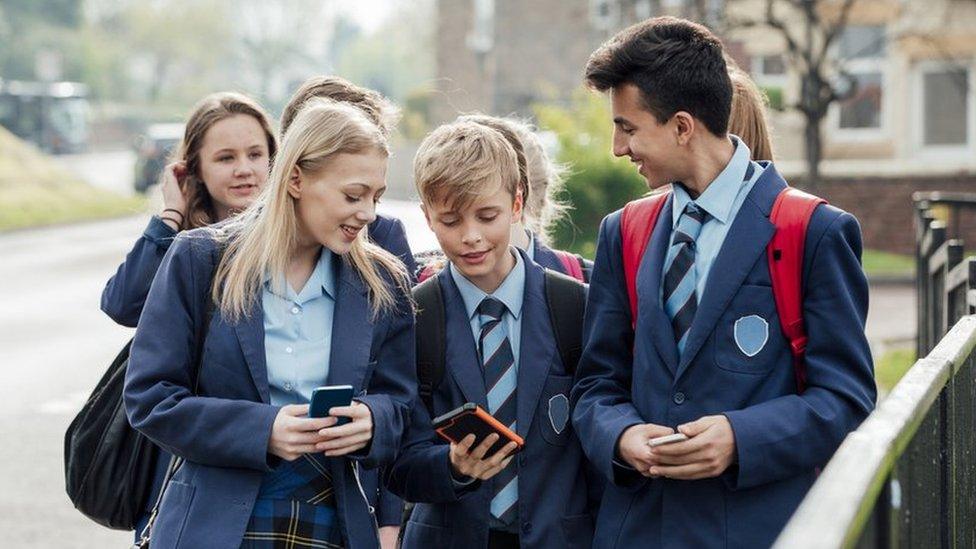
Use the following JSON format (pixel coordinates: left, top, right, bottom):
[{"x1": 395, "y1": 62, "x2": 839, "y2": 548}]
[
  {"x1": 839, "y1": 72, "x2": 883, "y2": 129},
  {"x1": 466, "y1": 0, "x2": 495, "y2": 53},
  {"x1": 760, "y1": 55, "x2": 786, "y2": 76},
  {"x1": 922, "y1": 67, "x2": 969, "y2": 146},
  {"x1": 833, "y1": 25, "x2": 888, "y2": 134}
]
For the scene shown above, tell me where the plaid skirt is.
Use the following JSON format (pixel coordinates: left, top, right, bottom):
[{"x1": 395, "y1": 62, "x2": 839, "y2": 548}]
[{"x1": 240, "y1": 453, "x2": 344, "y2": 549}]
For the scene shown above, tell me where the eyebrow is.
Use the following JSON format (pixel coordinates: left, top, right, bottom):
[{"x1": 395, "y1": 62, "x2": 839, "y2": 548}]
[
  {"x1": 613, "y1": 116, "x2": 634, "y2": 127},
  {"x1": 344, "y1": 183, "x2": 387, "y2": 193}
]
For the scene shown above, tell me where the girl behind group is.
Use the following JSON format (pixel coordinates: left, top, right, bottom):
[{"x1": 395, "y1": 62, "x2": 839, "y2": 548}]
[{"x1": 123, "y1": 99, "x2": 416, "y2": 548}]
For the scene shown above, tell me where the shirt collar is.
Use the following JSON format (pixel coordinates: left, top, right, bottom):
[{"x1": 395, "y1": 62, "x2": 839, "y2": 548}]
[
  {"x1": 672, "y1": 134, "x2": 752, "y2": 226},
  {"x1": 449, "y1": 247, "x2": 526, "y2": 321},
  {"x1": 265, "y1": 246, "x2": 337, "y2": 304}
]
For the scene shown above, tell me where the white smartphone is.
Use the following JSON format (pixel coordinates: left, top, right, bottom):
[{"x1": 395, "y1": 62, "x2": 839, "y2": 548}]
[{"x1": 647, "y1": 433, "x2": 689, "y2": 447}]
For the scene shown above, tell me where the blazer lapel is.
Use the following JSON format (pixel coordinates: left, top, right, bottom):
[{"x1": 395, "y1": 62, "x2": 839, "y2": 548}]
[
  {"x1": 637, "y1": 196, "x2": 680, "y2": 375},
  {"x1": 441, "y1": 271, "x2": 489, "y2": 408},
  {"x1": 326, "y1": 258, "x2": 374, "y2": 392},
  {"x1": 675, "y1": 168, "x2": 784, "y2": 380},
  {"x1": 235, "y1": 300, "x2": 270, "y2": 404},
  {"x1": 514, "y1": 259, "x2": 555, "y2": 438}
]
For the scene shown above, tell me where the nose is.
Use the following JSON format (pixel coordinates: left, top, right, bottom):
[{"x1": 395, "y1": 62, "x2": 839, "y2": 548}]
[
  {"x1": 355, "y1": 201, "x2": 377, "y2": 225},
  {"x1": 461, "y1": 225, "x2": 483, "y2": 246},
  {"x1": 233, "y1": 157, "x2": 254, "y2": 177},
  {"x1": 611, "y1": 129, "x2": 629, "y2": 158}
]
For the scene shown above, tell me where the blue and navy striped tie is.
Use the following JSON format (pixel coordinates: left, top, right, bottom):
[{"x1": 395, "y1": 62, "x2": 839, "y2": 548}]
[
  {"x1": 477, "y1": 297, "x2": 518, "y2": 525},
  {"x1": 663, "y1": 202, "x2": 708, "y2": 354}
]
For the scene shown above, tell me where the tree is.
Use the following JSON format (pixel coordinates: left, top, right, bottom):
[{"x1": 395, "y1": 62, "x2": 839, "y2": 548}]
[{"x1": 727, "y1": 0, "x2": 859, "y2": 189}]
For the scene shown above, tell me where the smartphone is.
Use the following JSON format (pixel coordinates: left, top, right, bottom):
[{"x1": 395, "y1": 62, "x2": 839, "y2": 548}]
[
  {"x1": 432, "y1": 403, "x2": 525, "y2": 456},
  {"x1": 309, "y1": 385, "x2": 354, "y2": 425},
  {"x1": 647, "y1": 433, "x2": 689, "y2": 448}
]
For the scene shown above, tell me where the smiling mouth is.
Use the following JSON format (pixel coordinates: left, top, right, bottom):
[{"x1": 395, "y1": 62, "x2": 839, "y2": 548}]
[{"x1": 340, "y1": 224, "x2": 363, "y2": 239}]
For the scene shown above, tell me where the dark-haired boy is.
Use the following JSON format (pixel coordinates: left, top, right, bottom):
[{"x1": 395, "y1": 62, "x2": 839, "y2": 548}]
[{"x1": 571, "y1": 17, "x2": 875, "y2": 548}]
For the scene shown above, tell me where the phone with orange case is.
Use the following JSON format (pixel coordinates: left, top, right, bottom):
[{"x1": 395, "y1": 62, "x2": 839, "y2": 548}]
[{"x1": 432, "y1": 403, "x2": 525, "y2": 456}]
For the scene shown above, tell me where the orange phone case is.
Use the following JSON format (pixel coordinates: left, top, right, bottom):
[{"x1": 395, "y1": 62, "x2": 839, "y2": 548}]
[{"x1": 433, "y1": 403, "x2": 525, "y2": 455}]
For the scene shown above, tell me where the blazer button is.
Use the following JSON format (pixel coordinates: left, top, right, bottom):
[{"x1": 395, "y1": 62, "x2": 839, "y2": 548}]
[
  {"x1": 522, "y1": 521, "x2": 533, "y2": 534},
  {"x1": 673, "y1": 392, "x2": 686, "y2": 405},
  {"x1": 519, "y1": 454, "x2": 527, "y2": 467}
]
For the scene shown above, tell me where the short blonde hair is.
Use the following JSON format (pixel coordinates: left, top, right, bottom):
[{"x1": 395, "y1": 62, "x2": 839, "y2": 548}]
[
  {"x1": 728, "y1": 66, "x2": 774, "y2": 161},
  {"x1": 459, "y1": 114, "x2": 568, "y2": 245},
  {"x1": 413, "y1": 120, "x2": 520, "y2": 212}
]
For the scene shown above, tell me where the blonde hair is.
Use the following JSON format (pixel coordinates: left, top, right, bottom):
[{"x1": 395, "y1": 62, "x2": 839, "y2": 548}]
[
  {"x1": 280, "y1": 75, "x2": 400, "y2": 138},
  {"x1": 459, "y1": 114, "x2": 569, "y2": 245},
  {"x1": 175, "y1": 92, "x2": 277, "y2": 229},
  {"x1": 728, "y1": 67, "x2": 774, "y2": 161},
  {"x1": 414, "y1": 120, "x2": 521, "y2": 212},
  {"x1": 213, "y1": 99, "x2": 409, "y2": 321}
]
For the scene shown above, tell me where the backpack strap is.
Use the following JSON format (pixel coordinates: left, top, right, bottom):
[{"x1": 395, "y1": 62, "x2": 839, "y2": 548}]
[
  {"x1": 416, "y1": 265, "x2": 438, "y2": 284},
  {"x1": 552, "y1": 250, "x2": 586, "y2": 283},
  {"x1": 412, "y1": 276, "x2": 446, "y2": 414},
  {"x1": 620, "y1": 193, "x2": 670, "y2": 329},
  {"x1": 767, "y1": 187, "x2": 826, "y2": 394},
  {"x1": 544, "y1": 269, "x2": 588, "y2": 375}
]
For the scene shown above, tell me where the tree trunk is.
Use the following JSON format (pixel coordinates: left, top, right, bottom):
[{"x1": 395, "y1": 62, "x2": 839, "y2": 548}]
[{"x1": 803, "y1": 113, "x2": 822, "y2": 193}]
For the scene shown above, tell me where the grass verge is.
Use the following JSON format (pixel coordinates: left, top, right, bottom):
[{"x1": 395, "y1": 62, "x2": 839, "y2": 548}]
[
  {"x1": 875, "y1": 347, "x2": 916, "y2": 394},
  {"x1": 862, "y1": 249, "x2": 914, "y2": 278},
  {"x1": 0, "y1": 127, "x2": 146, "y2": 232}
]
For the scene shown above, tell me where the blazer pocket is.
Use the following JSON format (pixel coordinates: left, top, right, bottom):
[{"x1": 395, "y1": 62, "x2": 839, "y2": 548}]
[
  {"x1": 402, "y1": 519, "x2": 450, "y2": 548},
  {"x1": 713, "y1": 285, "x2": 779, "y2": 375},
  {"x1": 561, "y1": 513, "x2": 595, "y2": 549},
  {"x1": 150, "y1": 480, "x2": 195, "y2": 548},
  {"x1": 538, "y1": 374, "x2": 574, "y2": 446}
]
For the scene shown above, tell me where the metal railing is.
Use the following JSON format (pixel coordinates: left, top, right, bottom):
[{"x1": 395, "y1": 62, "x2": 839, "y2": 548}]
[{"x1": 773, "y1": 193, "x2": 976, "y2": 548}]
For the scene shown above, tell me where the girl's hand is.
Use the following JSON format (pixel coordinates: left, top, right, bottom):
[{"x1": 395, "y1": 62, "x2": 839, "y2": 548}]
[
  {"x1": 315, "y1": 401, "x2": 374, "y2": 457},
  {"x1": 268, "y1": 404, "x2": 336, "y2": 461},
  {"x1": 159, "y1": 161, "x2": 188, "y2": 230}
]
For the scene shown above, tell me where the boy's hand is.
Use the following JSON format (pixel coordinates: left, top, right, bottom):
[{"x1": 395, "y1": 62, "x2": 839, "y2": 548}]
[
  {"x1": 648, "y1": 415, "x2": 736, "y2": 480},
  {"x1": 616, "y1": 423, "x2": 675, "y2": 475},
  {"x1": 449, "y1": 433, "x2": 517, "y2": 480}
]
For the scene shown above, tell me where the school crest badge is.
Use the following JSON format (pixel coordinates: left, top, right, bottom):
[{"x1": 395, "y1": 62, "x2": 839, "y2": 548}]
[
  {"x1": 733, "y1": 315, "x2": 768, "y2": 357},
  {"x1": 548, "y1": 394, "x2": 569, "y2": 434}
]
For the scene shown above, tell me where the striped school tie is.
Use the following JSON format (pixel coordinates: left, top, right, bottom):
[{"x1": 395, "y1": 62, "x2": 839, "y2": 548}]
[
  {"x1": 663, "y1": 202, "x2": 708, "y2": 355},
  {"x1": 477, "y1": 297, "x2": 518, "y2": 525}
]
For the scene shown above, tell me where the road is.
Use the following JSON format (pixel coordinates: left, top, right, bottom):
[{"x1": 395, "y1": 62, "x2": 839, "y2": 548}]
[{"x1": 0, "y1": 159, "x2": 911, "y2": 546}]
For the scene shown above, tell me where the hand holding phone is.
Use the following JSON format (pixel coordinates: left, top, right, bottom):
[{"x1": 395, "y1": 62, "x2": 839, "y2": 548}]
[
  {"x1": 309, "y1": 385, "x2": 354, "y2": 425},
  {"x1": 433, "y1": 403, "x2": 524, "y2": 456},
  {"x1": 647, "y1": 433, "x2": 689, "y2": 448}
]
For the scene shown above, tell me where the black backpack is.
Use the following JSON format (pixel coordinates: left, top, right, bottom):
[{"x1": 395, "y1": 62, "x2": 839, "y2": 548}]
[
  {"x1": 64, "y1": 246, "x2": 217, "y2": 530},
  {"x1": 413, "y1": 269, "x2": 587, "y2": 413}
]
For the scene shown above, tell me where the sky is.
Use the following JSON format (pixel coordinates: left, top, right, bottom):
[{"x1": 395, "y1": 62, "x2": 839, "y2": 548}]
[{"x1": 337, "y1": 0, "x2": 394, "y2": 33}]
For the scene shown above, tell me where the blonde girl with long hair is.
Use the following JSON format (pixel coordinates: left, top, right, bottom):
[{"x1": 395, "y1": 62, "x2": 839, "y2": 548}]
[{"x1": 124, "y1": 99, "x2": 415, "y2": 549}]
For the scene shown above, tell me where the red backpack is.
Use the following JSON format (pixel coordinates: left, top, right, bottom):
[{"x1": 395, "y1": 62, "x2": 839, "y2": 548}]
[{"x1": 620, "y1": 187, "x2": 825, "y2": 392}]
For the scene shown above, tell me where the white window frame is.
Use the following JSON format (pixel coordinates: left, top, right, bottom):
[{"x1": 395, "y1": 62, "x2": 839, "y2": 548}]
[
  {"x1": 466, "y1": 0, "x2": 495, "y2": 54},
  {"x1": 912, "y1": 59, "x2": 975, "y2": 160},
  {"x1": 752, "y1": 53, "x2": 789, "y2": 89}
]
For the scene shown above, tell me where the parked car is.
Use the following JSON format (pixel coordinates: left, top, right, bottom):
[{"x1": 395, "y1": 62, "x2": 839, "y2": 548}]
[{"x1": 133, "y1": 123, "x2": 183, "y2": 193}]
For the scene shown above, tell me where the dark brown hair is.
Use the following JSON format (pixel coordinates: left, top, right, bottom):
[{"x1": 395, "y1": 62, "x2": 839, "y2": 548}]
[
  {"x1": 177, "y1": 92, "x2": 277, "y2": 229},
  {"x1": 585, "y1": 16, "x2": 732, "y2": 136},
  {"x1": 280, "y1": 76, "x2": 399, "y2": 137}
]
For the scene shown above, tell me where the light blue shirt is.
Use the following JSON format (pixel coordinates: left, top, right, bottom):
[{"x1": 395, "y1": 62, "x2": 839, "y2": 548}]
[
  {"x1": 262, "y1": 248, "x2": 337, "y2": 407},
  {"x1": 449, "y1": 248, "x2": 526, "y2": 372},
  {"x1": 664, "y1": 135, "x2": 764, "y2": 298}
]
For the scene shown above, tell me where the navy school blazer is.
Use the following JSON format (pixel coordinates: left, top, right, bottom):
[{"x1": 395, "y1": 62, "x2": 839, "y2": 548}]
[
  {"x1": 570, "y1": 163, "x2": 876, "y2": 549},
  {"x1": 123, "y1": 228, "x2": 416, "y2": 549},
  {"x1": 387, "y1": 250, "x2": 599, "y2": 549},
  {"x1": 531, "y1": 238, "x2": 593, "y2": 283},
  {"x1": 102, "y1": 214, "x2": 414, "y2": 529}
]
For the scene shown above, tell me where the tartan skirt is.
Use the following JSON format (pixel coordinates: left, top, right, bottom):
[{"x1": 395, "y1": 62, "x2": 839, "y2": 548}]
[{"x1": 240, "y1": 453, "x2": 344, "y2": 549}]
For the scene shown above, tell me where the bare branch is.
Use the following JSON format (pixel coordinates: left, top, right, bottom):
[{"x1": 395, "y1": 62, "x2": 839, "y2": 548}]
[
  {"x1": 763, "y1": 0, "x2": 810, "y2": 73},
  {"x1": 817, "y1": 0, "x2": 859, "y2": 68}
]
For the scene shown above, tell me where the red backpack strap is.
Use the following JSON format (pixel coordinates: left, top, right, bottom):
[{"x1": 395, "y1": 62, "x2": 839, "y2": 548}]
[
  {"x1": 417, "y1": 264, "x2": 438, "y2": 283},
  {"x1": 767, "y1": 187, "x2": 826, "y2": 393},
  {"x1": 621, "y1": 193, "x2": 670, "y2": 329},
  {"x1": 553, "y1": 250, "x2": 586, "y2": 282}
]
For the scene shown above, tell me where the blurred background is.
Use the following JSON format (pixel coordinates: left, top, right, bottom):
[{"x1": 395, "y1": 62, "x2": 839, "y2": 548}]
[{"x1": 1, "y1": 0, "x2": 972, "y2": 545}]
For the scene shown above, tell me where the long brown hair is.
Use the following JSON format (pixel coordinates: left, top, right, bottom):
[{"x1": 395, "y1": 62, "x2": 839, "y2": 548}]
[
  {"x1": 175, "y1": 92, "x2": 278, "y2": 229},
  {"x1": 728, "y1": 67, "x2": 774, "y2": 161}
]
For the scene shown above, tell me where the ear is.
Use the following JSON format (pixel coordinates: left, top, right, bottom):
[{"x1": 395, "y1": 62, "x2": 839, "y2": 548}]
[
  {"x1": 511, "y1": 188, "x2": 524, "y2": 224},
  {"x1": 286, "y1": 166, "x2": 302, "y2": 199},
  {"x1": 673, "y1": 111, "x2": 696, "y2": 146}
]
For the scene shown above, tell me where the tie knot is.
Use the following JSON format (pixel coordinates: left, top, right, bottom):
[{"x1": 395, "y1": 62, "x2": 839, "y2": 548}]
[
  {"x1": 673, "y1": 203, "x2": 707, "y2": 245},
  {"x1": 477, "y1": 297, "x2": 506, "y2": 322}
]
